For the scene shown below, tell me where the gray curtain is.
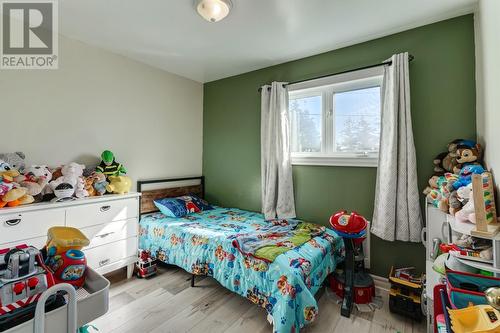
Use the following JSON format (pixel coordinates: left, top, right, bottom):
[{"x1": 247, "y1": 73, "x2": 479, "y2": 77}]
[
  {"x1": 261, "y1": 82, "x2": 296, "y2": 220},
  {"x1": 371, "y1": 52, "x2": 423, "y2": 242}
]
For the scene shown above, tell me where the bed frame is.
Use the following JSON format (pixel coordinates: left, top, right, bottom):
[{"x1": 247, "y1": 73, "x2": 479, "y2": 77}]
[{"x1": 137, "y1": 176, "x2": 205, "y2": 287}]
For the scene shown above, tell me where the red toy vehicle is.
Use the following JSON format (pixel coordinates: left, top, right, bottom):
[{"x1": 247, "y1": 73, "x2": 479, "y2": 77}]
[{"x1": 136, "y1": 249, "x2": 157, "y2": 278}]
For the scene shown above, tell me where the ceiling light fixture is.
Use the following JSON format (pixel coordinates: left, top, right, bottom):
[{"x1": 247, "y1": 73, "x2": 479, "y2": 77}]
[{"x1": 195, "y1": 0, "x2": 232, "y2": 23}]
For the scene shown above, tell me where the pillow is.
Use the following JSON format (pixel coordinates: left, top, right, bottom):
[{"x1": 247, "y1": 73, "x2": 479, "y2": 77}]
[{"x1": 153, "y1": 194, "x2": 212, "y2": 218}]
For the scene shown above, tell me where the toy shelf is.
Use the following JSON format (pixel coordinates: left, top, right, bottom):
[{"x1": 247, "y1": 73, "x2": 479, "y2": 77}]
[
  {"x1": 454, "y1": 256, "x2": 500, "y2": 274},
  {"x1": 447, "y1": 215, "x2": 499, "y2": 240},
  {"x1": 449, "y1": 251, "x2": 494, "y2": 265},
  {"x1": 4, "y1": 268, "x2": 109, "y2": 333}
]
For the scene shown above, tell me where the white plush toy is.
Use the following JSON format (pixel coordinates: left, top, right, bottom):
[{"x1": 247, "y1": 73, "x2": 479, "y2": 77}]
[
  {"x1": 15, "y1": 165, "x2": 53, "y2": 197},
  {"x1": 49, "y1": 162, "x2": 86, "y2": 191},
  {"x1": 74, "y1": 176, "x2": 88, "y2": 198},
  {"x1": 455, "y1": 183, "x2": 476, "y2": 224}
]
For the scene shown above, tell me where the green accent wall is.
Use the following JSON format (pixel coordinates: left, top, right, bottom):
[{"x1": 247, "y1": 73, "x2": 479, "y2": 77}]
[{"x1": 203, "y1": 15, "x2": 476, "y2": 277}]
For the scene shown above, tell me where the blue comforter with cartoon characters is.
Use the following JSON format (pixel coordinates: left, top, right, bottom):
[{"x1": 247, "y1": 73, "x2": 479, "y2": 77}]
[{"x1": 139, "y1": 207, "x2": 344, "y2": 332}]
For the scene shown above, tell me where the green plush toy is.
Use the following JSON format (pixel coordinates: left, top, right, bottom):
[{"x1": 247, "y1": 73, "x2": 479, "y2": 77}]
[{"x1": 95, "y1": 150, "x2": 126, "y2": 179}]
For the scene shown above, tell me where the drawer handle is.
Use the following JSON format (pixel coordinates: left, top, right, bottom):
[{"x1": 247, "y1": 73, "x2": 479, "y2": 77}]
[
  {"x1": 5, "y1": 218, "x2": 21, "y2": 226},
  {"x1": 97, "y1": 232, "x2": 115, "y2": 238},
  {"x1": 99, "y1": 258, "x2": 111, "y2": 267},
  {"x1": 100, "y1": 205, "x2": 111, "y2": 212}
]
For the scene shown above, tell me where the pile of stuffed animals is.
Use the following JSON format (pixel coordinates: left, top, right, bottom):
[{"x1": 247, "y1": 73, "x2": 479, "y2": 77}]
[
  {"x1": 0, "y1": 150, "x2": 132, "y2": 208},
  {"x1": 423, "y1": 139, "x2": 486, "y2": 224}
]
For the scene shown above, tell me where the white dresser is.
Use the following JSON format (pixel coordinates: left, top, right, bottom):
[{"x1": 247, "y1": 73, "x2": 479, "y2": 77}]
[{"x1": 0, "y1": 193, "x2": 140, "y2": 279}]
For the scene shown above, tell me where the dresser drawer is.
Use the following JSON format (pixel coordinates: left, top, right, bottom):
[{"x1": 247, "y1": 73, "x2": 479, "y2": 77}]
[
  {"x1": 0, "y1": 235, "x2": 47, "y2": 249},
  {"x1": 0, "y1": 209, "x2": 65, "y2": 244},
  {"x1": 81, "y1": 218, "x2": 138, "y2": 249},
  {"x1": 66, "y1": 198, "x2": 138, "y2": 228},
  {"x1": 84, "y1": 237, "x2": 137, "y2": 270}
]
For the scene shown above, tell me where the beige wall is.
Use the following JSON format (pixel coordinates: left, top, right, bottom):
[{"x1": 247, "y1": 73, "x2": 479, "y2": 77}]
[
  {"x1": 0, "y1": 35, "x2": 203, "y2": 190},
  {"x1": 475, "y1": 0, "x2": 500, "y2": 199}
]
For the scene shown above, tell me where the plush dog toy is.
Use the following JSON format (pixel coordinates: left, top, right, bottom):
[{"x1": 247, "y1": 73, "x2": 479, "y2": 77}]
[{"x1": 454, "y1": 143, "x2": 483, "y2": 173}]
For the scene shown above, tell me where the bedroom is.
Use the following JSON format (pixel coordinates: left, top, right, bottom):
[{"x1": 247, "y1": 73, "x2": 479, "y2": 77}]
[{"x1": 0, "y1": 0, "x2": 499, "y2": 332}]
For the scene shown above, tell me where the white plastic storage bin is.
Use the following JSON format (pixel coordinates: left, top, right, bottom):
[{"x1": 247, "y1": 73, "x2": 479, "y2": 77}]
[{"x1": 4, "y1": 268, "x2": 109, "y2": 333}]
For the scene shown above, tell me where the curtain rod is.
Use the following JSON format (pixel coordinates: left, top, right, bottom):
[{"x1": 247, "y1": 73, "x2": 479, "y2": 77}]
[{"x1": 258, "y1": 54, "x2": 414, "y2": 92}]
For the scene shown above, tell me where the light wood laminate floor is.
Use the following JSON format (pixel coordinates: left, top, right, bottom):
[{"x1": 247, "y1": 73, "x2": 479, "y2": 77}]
[{"x1": 90, "y1": 265, "x2": 426, "y2": 333}]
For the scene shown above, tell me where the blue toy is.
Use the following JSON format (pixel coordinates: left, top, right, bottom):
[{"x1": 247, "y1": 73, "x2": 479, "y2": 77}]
[{"x1": 453, "y1": 164, "x2": 485, "y2": 190}]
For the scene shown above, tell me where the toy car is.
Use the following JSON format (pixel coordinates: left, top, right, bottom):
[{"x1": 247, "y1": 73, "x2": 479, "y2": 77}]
[{"x1": 136, "y1": 249, "x2": 157, "y2": 278}]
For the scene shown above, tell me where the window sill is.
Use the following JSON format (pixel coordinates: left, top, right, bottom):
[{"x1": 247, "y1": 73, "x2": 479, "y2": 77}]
[{"x1": 291, "y1": 155, "x2": 378, "y2": 167}]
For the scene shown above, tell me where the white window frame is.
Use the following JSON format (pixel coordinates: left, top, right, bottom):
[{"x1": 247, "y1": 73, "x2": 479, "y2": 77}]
[{"x1": 288, "y1": 66, "x2": 384, "y2": 167}]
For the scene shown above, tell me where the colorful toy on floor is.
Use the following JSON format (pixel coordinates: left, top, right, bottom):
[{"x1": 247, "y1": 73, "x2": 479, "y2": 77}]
[
  {"x1": 46, "y1": 249, "x2": 87, "y2": 288},
  {"x1": 136, "y1": 249, "x2": 157, "y2": 278},
  {"x1": 329, "y1": 211, "x2": 379, "y2": 317},
  {"x1": 45, "y1": 226, "x2": 90, "y2": 256},
  {"x1": 106, "y1": 175, "x2": 132, "y2": 194},
  {"x1": 388, "y1": 266, "x2": 424, "y2": 321},
  {"x1": 96, "y1": 150, "x2": 127, "y2": 180},
  {"x1": 0, "y1": 245, "x2": 55, "y2": 318}
]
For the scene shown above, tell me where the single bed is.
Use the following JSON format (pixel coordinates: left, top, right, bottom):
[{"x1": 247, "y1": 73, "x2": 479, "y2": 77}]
[{"x1": 137, "y1": 177, "x2": 344, "y2": 332}]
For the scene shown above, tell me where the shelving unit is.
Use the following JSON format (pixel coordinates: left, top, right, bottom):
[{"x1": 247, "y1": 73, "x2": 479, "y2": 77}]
[{"x1": 446, "y1": 213, "x2": 500, "y2": 278}]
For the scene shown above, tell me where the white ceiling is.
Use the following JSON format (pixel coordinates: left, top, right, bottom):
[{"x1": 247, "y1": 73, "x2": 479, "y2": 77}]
[{"x1": 59, "y1": 0, "x2": 477, "y2": 83}]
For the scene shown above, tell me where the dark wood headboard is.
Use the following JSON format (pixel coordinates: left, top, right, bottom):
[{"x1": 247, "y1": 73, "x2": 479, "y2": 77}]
[{"x1": 137, "y1": 176, "x2": 205, "y2": 215}]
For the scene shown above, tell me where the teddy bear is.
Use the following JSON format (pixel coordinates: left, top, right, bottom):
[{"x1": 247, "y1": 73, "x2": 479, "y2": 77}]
[
  {"x1": 49, "y1": 162, "x2": 85, "y2": 191},
  {"x1": 0, "y1": 152, "x2": 26, "y2": 173},
  {"x1": 15, "y1": 165, "x2": 52, "y2": 201}
]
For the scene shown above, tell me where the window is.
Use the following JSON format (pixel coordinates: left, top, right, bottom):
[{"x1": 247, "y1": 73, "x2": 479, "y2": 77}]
[{"x1": 288, "y1": 67, "x2": 383, "y2": 167}]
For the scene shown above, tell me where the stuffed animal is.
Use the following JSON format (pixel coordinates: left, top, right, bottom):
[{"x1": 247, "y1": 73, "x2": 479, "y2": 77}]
[
  {"x1": 0, "y1": 187, "x2": 34, "y2": 208},
  {"x1": 96, "y1": 150, "x2": 126, "y2": 179},
  {"x1": 91, "y1": 172, "x2": 108, "y2": 196},
  {"x1": 49, "y1": 162, "x2": 85, "y2": 192},
  {"x1": 423, "y1": 175, "x2": 440, "y2": 195},
  {"x1": 15, "y1": 165, "x2": 53, "y2": 200},
  {"x1": 455, "y1": 143, "x2": 483, "y2": 173},
  {"x1": 0, "y1": 159, "x2": 20, "y2": 182},
  {"x1": 106, "y1": 176, "x2": 132, "y2": 194},
  {"x1": 441, "y1": 140, "x2": 463, "y2": 173},
  {"x1": 452, "y1": 164, "x2": 485, "y2": 190},
  {"x1": 433, "y1": 139, "x2": 478, "y2": 175},
  {"x1": 455, "y1": 183, "x2": 475, "y2": 224},
  {"x1": 84, "y1": 177, "x2": 96, "y2": 197},
  {"x1": 432, "y1": 152, "x2": 449, "y2": 176},
  {"x1": 425, "y1": 173, "x2": 458, "y2": 212},
  {"x1": 0, "y1": 152, "x2": 26, "y2": 173},
  {"x1": 74, "y1": 177, "x2": 88, "y2": 198}
]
